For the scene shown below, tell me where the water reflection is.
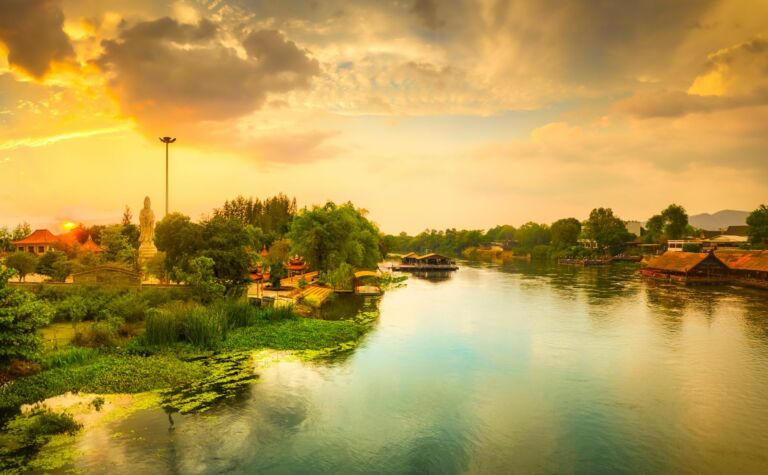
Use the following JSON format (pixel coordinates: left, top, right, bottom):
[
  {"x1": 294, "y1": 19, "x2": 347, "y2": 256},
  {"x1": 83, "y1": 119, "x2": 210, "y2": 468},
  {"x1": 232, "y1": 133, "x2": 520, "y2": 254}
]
[
  {"x1": 408, "y1": 270, "x2": 454, "y2": 283},
  {"x1": 68, "y1": 263, "x2": 768, "y2": 474}
]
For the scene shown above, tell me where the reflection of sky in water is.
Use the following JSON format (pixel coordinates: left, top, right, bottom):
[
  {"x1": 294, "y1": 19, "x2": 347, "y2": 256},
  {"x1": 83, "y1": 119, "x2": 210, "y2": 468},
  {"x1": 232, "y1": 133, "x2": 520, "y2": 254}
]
[{"x1": 74, "y1": 264, "x2": 768, "y2": 474}]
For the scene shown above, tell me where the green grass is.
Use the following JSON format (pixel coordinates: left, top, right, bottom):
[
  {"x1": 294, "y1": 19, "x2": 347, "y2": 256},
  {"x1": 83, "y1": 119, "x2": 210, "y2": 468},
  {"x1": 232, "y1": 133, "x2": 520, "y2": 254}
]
[{"x1": 223, "y1": 318, "x2": 365, "y2": 351}]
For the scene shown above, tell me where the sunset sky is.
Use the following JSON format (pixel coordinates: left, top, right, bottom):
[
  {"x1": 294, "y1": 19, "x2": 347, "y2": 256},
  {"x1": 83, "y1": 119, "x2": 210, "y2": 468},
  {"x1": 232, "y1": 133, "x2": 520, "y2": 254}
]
[{"x1": 1, "y1": 0, "x2": 767, "y2": 234}]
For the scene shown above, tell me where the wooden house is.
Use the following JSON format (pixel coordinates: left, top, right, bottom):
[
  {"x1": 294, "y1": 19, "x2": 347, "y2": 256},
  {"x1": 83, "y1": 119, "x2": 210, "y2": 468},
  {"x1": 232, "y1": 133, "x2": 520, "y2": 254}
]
[
  {"x1": 640, "y1": 251, "x2": 730, "y2": 284},
  {"x1": 715, "y1": 250, "x2": 768, "y2": 289}
]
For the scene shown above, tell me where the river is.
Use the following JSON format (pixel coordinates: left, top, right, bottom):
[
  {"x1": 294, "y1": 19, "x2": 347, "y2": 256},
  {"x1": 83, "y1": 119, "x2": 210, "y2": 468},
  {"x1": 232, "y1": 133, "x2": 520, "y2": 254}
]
[{"x1": 72, "y1": 262, "x2": 768, "y2": 474}]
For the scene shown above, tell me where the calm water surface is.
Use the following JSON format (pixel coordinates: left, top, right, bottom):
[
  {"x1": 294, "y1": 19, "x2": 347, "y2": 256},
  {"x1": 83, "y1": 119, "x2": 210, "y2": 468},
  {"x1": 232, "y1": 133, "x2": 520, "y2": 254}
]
[{"x1": 75, "y1": 263, "x2": 768, "y2": 474}]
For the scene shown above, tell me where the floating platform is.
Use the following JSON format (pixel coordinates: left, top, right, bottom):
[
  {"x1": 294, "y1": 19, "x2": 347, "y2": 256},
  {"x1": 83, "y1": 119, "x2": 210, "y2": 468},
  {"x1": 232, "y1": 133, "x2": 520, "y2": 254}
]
[{"x1": 389, "y1": 264, "x2": 458, "y2": 272}]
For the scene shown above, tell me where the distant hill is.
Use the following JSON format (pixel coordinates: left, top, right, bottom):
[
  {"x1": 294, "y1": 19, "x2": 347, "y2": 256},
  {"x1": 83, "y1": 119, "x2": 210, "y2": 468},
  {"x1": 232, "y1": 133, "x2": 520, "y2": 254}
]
[{"x1": 689, "y1": 210, "x2": 749, "y2": 230}]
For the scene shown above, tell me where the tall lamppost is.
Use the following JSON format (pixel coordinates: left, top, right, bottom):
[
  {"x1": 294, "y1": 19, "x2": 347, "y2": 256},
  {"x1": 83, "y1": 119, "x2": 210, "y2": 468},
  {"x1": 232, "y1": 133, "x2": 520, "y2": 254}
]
[{"x1": 159, "y1": 136, "x2": 176, "y2": 216}]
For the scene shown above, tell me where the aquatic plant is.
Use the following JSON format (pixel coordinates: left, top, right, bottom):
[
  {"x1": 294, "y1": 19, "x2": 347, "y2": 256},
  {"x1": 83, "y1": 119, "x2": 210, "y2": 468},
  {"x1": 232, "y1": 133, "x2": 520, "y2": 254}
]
[
  {"x1": 40, "y1": 347, "x2": 99, "y2": 369},
  {"x1": 144, "y1": 306, "x2": 183, "y2": 346},
  {"x1": 0, "y1": 406, "x2": 82, "y2": 472},
  {"x1": 218, "y1": 299, "x2": 262, "y2": 328},
  {"x1": 161, "y1": 352, "x2": 257, "y2": 414},
  {"x1": 181, "y1": 306, "x2": 227, "y2": 348}
]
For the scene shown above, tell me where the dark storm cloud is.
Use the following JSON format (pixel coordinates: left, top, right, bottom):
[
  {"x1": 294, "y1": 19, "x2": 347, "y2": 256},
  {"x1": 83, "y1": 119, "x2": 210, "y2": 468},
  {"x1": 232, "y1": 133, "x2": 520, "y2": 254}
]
[
  {"x1": 96, "y1": 17, "x2": 320, "y2": 124},
  {"x1": 0, "y1": 0, "x2": 74, "y2": 78}
]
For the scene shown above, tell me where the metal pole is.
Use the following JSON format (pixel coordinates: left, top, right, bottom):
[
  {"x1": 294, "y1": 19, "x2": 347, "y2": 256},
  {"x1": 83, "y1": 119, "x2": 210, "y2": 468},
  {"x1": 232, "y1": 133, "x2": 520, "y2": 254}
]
[
  {"x1": 159, "y1": 137, "x2": 176, "y2": 217},
  {"x1": 165, "y1": 141, "x2": 169, "y2": 217}
]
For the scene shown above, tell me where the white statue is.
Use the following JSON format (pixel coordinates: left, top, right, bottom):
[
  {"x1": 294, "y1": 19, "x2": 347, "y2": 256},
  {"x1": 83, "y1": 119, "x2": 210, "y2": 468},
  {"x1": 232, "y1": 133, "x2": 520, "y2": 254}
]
[
  {"x1": 138, "y1": 196, "x2": 158, "y2": 263},
  {"x1": 139, "y1": 196, "x2": 155, "y2": 244}
]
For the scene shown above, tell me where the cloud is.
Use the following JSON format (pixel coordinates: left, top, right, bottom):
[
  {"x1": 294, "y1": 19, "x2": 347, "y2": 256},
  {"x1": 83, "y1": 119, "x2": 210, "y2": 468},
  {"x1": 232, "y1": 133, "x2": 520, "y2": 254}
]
[
  {"x1": 689, "y1": 36, "x2": 768, "y2": 97},
  {"x1": 616, "y1": 36, "x2": 768, "y2": 118},
  {"x1": 0, "y1": 0, "x2": 74, "y2": 78},
  {"x1": 96, "y1": 17, "x2": 320, "y2": 127},
  {"x1": 411, "y1": 0, "x2": 445, "y2": 31}
]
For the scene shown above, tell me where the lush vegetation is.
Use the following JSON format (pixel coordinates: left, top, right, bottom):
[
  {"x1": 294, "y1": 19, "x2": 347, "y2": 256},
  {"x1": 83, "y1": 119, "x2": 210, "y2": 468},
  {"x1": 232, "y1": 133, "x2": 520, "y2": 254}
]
[
  {"x1": 747, "y1": 204, "x2": 768, "y2": 248},
  {"x1": 0, "y1": 268, "x2": 53, "y2": 367},
  {"x1": 386, "y1": 207, "x2": 635, "y2": 260},
  {"x1": 288, "y1": 201, "x2": 382, "y2": 272},
  {"x1": 0, "y1": 281, "x2": 374, "y2": 420}
]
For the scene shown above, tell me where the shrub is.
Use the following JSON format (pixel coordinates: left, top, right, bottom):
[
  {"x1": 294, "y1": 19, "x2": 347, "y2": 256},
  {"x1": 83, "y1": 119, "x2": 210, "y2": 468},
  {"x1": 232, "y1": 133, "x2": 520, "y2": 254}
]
[
  {"x1": 73, "y1": 320, "x2": 122, "y2": 348},
  {"x1": 53, "y1": 295, "x2": 88, "y2": 323},
  {"x1": 0, "y1": 267, "x2": 54, "y2": 366},
  {"x1": 186, "y1": 256, "x2": 225, "y2": 303},
  {"x1": 105, "y1": 292, "x2": 149, "y2": 323}
]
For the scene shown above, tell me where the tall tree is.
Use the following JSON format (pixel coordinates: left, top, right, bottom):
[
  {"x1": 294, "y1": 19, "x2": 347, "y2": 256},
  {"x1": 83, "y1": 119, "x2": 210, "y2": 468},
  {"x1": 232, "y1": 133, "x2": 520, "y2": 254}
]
[
  {"x1": 11, "y1": 223, "x2": 31, "y2": 241},
  {"x1": 36, "y1": 251, "x2": 71, "y2": 282},
  {"x1": 100, "y1": 225, "x2": 137, "y2": 265},
  {"x1": 200, "y1": 216, "x2": 253, "y2": 295},
  {"x1": 747, "y1": 204, "x2": 768, "y2": 248},
  {"x1": 122, "y1": 206, "x2": 133, "y2": 226},
  {"x1": 289, "y1": 201, "x2": 381, "y2": 271},
  {"x1": 515, "y1": 222, "x2": 551, "y2": 248},
  {"x1": 214, "y1": 194, "x2": 297, "y2": 241},
  {"x1": 550, "y1": 218, "x2": 581, "y2": 247},
  {"x1": 584, "y1": 208, "x2": 631, "y2": 254},
  {"x1": 4, "y1": 252, "x2": 38, "y2": 282},
  {"x1": 644, "y1": 214, "x2": 665, "y2": 244},
  {"x1": 155, "y1": 213, "x2": 204, "y2": 280},
  {"x1": 0, "y1": 227, "x2": 12, "y2": 252},
  {"x1": 660, "y1": 204, "x2": 689, "y2": 239}
]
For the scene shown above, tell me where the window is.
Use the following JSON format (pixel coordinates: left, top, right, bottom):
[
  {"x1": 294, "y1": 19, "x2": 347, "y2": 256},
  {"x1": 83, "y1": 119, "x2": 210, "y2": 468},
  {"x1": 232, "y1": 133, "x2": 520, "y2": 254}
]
[
  {"x1": 28, "y1": 246, "x2": 34, "y2": 253},
  {"x1": 38, "y1": 246, "x2": 45, "y2": 253}
]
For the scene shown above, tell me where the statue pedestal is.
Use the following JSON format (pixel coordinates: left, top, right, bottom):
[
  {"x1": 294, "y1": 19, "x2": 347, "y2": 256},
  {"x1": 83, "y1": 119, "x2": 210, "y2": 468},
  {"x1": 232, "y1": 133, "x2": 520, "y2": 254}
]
[{"x1": 138, "y1": 242, "x2": 158, "y2": 264}]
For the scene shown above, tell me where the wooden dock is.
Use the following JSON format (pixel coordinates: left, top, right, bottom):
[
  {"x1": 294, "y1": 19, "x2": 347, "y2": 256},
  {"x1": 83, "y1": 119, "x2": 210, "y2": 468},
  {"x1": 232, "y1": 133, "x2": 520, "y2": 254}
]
[
  {"x1": 280, "y1": 271, "x2": 319, "y2": 289},
  {"x1": 297, "y1": 285, "x2": 335, "y2": 307}
]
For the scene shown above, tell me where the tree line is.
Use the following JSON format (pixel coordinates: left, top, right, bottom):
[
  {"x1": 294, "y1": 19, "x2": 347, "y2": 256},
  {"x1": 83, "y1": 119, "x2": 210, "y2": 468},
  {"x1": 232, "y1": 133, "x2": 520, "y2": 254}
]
[
  {"x1": 384, "y1": 203, "x2": 768, "y2": 259},
  {"x1": 2, "y1": 195, "x2": 383, "y2": 296}
]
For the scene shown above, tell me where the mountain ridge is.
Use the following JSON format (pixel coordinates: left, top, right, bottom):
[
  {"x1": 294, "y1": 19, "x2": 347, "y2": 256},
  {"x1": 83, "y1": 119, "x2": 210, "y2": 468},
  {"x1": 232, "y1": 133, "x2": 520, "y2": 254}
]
[{"x1": 688, "y1": 209, "x2": 749, "y2": 230}]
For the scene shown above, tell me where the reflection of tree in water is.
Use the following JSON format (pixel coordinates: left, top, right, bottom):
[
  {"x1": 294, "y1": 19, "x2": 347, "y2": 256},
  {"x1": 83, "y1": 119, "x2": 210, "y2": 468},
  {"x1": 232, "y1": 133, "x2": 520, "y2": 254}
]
[
  {"x1": 505, "y1": 262, "x2": 642, "y2": 307},
  {"x1": 321, "y1": 294, "x2": 366, "y2": 320}
]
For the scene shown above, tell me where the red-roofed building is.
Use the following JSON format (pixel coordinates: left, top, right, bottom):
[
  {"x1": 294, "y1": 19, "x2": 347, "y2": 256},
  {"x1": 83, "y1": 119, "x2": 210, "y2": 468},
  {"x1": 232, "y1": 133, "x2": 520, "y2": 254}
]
[
  {"x1": 285, "y1": 255, "x2": 308, "y2": 276},
  {"x1": 12, "y1": 229, "x2": 61, "y2": 255},
  {"x1": 11, "y1": 229, "x2": 103, "y2": 255},
  {"x1": 80, "y1": 235, "x2": 104, "y2": 254}
]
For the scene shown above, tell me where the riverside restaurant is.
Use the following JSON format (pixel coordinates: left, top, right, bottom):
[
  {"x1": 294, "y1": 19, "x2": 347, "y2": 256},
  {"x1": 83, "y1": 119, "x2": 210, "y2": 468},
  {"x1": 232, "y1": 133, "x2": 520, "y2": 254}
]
[{"x1": 391, "y1": 252, "x2": 459, "y2": 271}]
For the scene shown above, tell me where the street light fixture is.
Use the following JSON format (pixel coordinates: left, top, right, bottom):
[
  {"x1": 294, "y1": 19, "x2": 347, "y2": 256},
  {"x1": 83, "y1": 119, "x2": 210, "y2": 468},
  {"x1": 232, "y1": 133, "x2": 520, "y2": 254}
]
[{"x1": 159, "y1": 136, "x2": 176, "y2": 216}]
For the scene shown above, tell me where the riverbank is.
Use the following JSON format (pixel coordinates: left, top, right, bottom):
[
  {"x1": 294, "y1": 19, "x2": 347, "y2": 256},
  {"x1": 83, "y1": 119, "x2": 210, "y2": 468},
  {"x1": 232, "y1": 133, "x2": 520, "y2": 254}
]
[{"x1": 0, "y1": 296, "x2": 380, "y2": 472}]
